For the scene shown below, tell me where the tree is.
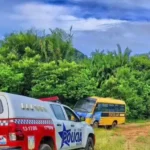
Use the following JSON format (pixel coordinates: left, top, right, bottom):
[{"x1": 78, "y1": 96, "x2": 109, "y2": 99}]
[
  {"x1": 30, "y1": 60, "x2": 97, "y2": 106},
  {"x1": 0, "y1": 64, "x2": 23, "y2": 93},
  {"x1": 89, "y1": 45, "x2": 131, "y2": 88},
  {"x1": 0, "y1": 27, "x2": 150, "y2": 119},
  {"x1": 0, "y1": 28, "x2": 85, "y2": 63}
]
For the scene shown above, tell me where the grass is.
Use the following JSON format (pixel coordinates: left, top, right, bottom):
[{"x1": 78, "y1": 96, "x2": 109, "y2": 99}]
[
  {"x1": 134, "y1": 136, "x2": 150, "y2": 150},
  {"x1": 126, "y1": 119, "x2": 150, "y2": 124},
  {"x1": 136, "y1": 136, "x2": 148, "y2": 144},
  {"x1": 94, "y1": 122, "x2": 150, "y2": 150},
  {"x1": 94, "y1": 128, "x2": 126, "y2": 150}
]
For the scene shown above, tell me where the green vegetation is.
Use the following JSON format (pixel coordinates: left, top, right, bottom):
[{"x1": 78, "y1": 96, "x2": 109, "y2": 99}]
[
  {"x1": 95, "y1": 128, "x2": 126, "y2": 150},
  {"x1": 0, "y1": 28, "x2": 150, "y2": 119},
  {"x1": 127, "y1": 119, "x2": 150, "y2": 124}
]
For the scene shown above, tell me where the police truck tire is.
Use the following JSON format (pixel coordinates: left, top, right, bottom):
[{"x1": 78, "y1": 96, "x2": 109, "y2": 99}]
[
  {"x1": 85, "y1": 137, "x2": 94, "y2": 150},
  {"x1": 40, "y1": 144, "x2": 52, "y2": 150}
]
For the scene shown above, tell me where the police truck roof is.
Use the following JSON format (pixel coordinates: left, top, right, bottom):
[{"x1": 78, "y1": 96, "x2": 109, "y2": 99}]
[{"x1": 0, "y1": 92, "x2": 55, "y2": 119}]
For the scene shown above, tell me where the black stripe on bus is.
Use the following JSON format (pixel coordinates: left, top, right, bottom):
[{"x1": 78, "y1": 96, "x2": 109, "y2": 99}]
[{"x1": 101, "y1": 112, "x2": 125, "y2": 117}]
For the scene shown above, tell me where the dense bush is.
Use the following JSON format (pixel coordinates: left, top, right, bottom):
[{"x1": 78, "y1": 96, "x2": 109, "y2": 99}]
[{"x1": 0, "y1": 28, "x2": 150, "y2": 119}]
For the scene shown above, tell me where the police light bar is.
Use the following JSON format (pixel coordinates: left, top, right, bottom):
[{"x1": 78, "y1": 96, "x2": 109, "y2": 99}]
[{"x1": 40, "y1": 96, "x2": 60, "y2": 103}]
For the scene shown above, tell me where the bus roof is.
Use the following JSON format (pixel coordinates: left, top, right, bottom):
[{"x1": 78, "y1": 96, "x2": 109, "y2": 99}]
[{"x1": 91, "y1": 96, "x2": 126, "y2": 105}]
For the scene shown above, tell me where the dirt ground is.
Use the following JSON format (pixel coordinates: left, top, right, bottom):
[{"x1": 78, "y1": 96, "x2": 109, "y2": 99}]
[
  {"x1": 119, "y1": 123, "x2": 150, "y2": 139},
  {"x1": 118, "y1": 123, "x2": 150, "y2": 150}
]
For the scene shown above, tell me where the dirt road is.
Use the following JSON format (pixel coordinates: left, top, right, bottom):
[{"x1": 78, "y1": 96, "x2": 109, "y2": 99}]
[
  {"x1": 118, "y1": 123, "x2": 150, "y2": 150},
  {"x1": 119, "y1": 123, "x2": 150, "y2": 139}
]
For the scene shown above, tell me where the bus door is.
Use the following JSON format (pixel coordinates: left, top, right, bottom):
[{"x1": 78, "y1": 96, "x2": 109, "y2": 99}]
[{"x1": 92, "y1": 104, "x2": 101, "y2": 124}]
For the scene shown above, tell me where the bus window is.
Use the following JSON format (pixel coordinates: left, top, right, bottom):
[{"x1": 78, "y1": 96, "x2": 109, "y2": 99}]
[
  {"x1": 109, "y1": 104, "x2": 115, "y2": 112},
  {"x1": 115, "y1": 104, "x2": 119, "y2": 112},
  {"x1": 102, "y1": 104, "x2": 109, "y2": 112},
  {"x1": 96, "y1": 103, "x2": 125, "y2": 113},
  {"x1": 119, "y1": 105, "x2": 125, "y2": 112},
  {"x1": 115, "y1": 104, "x2": 125, "y2": 112},
  {"x1": 96, "y1": 103, "x2": 109, "y2": 112}
]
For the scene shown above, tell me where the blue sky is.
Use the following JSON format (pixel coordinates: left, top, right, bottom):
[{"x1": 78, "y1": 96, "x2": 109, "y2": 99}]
[{"x1": 0, "y1": 0, "x2": 150, "y2": 56}]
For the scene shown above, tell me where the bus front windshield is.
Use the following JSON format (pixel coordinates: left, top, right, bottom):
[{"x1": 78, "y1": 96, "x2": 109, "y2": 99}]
[{"x1": 74, "y1": 98, "x2": 96, "y2": 113}]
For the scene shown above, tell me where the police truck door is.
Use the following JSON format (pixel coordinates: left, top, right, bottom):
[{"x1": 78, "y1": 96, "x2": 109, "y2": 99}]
[
  {"x1": 50, "y1": 104, "x2": 71, "y2": 150},
  {"x1": 63, "y1": 106, "x2": 84, "y2": 149}
]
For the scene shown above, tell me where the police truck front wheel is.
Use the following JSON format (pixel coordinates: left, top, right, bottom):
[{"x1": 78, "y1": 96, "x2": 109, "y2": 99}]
[
  {"x1": 85, "y1": 137, "x2": 94, "y2": 150},
  {"x1": 40, "y1": 144, "x2": 52, "y2": 150}
]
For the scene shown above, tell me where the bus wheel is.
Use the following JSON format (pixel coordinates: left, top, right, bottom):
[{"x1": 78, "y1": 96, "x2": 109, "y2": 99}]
[
  {"x1": 40, "y1": 144, "x2": 52, "y2": 150},
  {"x1": 112, "y1": 121, "x2": 117, "y2": 129},
  {"x1": 93, "y1": 121, "x2": 99, "y2": 128}
]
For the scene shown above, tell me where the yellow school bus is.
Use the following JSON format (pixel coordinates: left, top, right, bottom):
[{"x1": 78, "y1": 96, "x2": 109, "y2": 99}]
[{"x1": 74, "y1": 96, "x2": 126, "y2": 128}]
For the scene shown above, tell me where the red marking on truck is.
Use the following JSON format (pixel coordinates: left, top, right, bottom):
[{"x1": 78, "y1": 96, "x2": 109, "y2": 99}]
[{"x1": 0, "y1": 118, "x2": 56, "y2": 150}]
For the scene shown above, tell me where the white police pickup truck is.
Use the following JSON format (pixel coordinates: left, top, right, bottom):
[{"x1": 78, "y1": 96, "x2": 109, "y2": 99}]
[
  {"x1": 0, "y1": 92, "x2": 95, "y2": 150},
  {"x1": 43, "y1": 100, "x2": 95, "y2": 150}
]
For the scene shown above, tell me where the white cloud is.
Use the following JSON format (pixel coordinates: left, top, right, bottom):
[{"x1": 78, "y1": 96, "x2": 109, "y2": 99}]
[
  {"x1": 1, "y1": 1, "x2": 150, "y2": 56},
  {"x1": 9, "y1": 2, "x2": 127, "y2": 31},
  {"x1": 73, "y1": 21, "x2": 150, "y2": 56}
]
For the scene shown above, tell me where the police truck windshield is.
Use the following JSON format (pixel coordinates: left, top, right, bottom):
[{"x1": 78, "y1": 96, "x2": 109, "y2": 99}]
[{"x1": 74, "y1": 98, "x2": 96, "y2": 113}]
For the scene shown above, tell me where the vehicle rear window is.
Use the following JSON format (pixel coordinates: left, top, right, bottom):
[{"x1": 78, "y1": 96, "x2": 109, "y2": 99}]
[
  {"x1": 0, "y1": 100, "x2": 3, "y2": 114},
  {"x1": 50, "y1": 104, "x2": 66, "y2": 120}
]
